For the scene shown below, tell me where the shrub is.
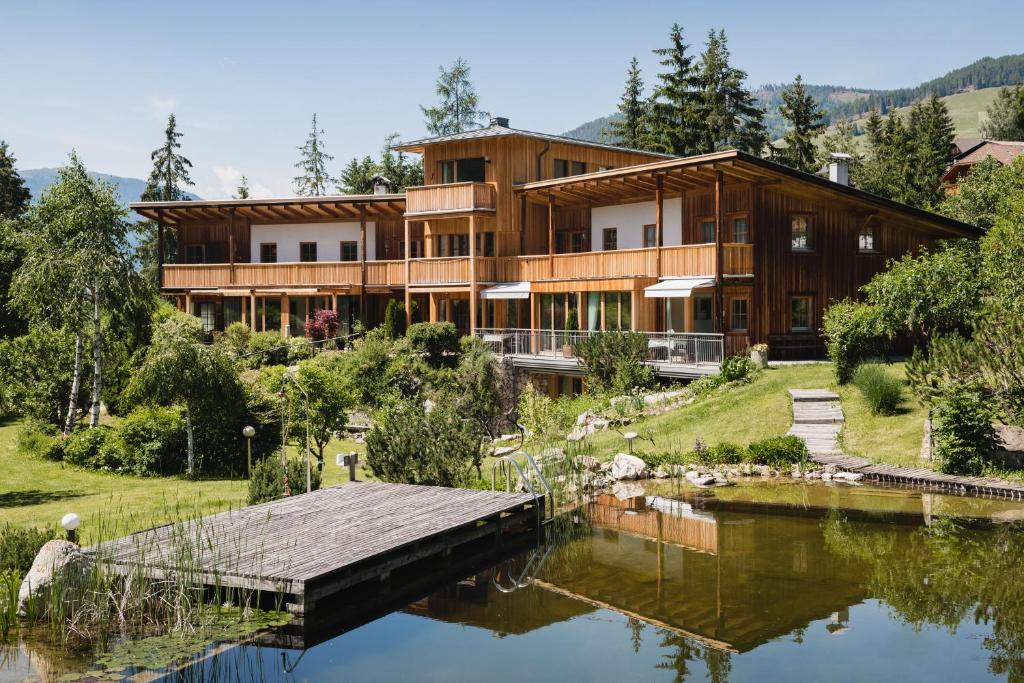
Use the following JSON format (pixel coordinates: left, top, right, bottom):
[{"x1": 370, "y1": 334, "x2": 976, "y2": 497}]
[
  {"x1": 822, "y1": 298, "x2": 887, "y2": 384},
  {"x1": 746, "y1": 435, "x2": 809, "y2": 468},
  {"x1": 248, "y1": 455, "x2": 322, "y2": 506},
  {"x1": 703, "y1": 441, "x2": 745, "y2": 466},
  {"x1": 575, "y1": 331, "x2": 654, "y2": 392},
  {"x1": 382, "y1": 299, "x2": 407, "y2": 339},
  {"x1": 63, "y1": 426, "x2": 117, "y2": 470},
  {"x1": 0, "y1": 524, "x2": 56, "y2": 573},
  {"x1": 688, "y1": 373, "x2": 725, "y2": 397},
  {"x1": 933, "y1": 386, "x2": 997, "y2": 476},
  {"x1": 107, "y1": 405, "x2": 187, "y2": 476},
  {"x1": 305, "y1": 309, "x2": 340, "y2": 342},
  {"x1": 720, "y1": 356, "x2": 756, "y2": 382},
  {"x1": 286, "y1": 336, "x2": 314, "y2": 364},
  {"x1": 611, "y1": 357, "x2": 656, "y2": 396},
  {"x1": 365, "y1": 399, "x2": 482, "y2": 486},
  {"x1": 244, "y1": 332, "x2": 286, "y2": 369},
  {"x1": 406, "y1": 321, "x2": 460, "y2": 367},
  {"x1": 16, "y1": 420, "x2": 64, "y2": 461},
  {"x1": 853, "y1": 364, "x2": 903, "y2": 416},
  {"x1": 221, "y1": 322, "x2": 253, "y2": 357}
]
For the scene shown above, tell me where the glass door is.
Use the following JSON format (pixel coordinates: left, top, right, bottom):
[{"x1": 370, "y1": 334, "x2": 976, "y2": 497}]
[{"x1": 693, "y1": 295, "x2": 714, "y2": 333}]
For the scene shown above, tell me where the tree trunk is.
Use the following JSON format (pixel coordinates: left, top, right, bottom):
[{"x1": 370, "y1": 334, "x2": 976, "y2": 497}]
[
  {"x1": 185, "y1": 408, "x2": 195, "y2": 476},
  {"x1": 90, "y1": 282, "x2": 102, "y2": 428},
  {"x1": 63, "y1": 333, "x2": 84, "y2": 438}
]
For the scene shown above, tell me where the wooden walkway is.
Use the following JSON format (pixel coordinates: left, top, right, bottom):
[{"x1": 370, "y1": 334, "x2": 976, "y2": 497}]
[
  {"x1": 90, "y1": 482, "x2": 540, "y2": 613},
  {"x1": 788, "y1": 389, "x2": 1024, "y2": 499}
]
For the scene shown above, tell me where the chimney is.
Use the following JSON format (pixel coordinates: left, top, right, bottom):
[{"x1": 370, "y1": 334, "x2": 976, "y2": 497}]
[
  {"x1": 372, "y1": 175, "x2": 393, "y2": 195},
  {"x1": 828, "y1": 153, "x2": 851, "y2": 186},
  {"x1": 489, "y1": 116, "x2": 510, "y2": 128}
]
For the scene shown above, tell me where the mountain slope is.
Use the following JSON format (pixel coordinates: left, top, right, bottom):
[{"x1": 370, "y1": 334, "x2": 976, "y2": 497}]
[{"x1": 19, "y1": 168, "x2": 200, "y2": 216}]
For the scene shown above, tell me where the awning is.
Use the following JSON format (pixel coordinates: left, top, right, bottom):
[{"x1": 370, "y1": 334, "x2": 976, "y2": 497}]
[
  {"x1": 481, "y1": 282, "x2": 531, "y2": 299},
  {"x1": 644, "y1": 277, "x2": 715, "y2": 298}
]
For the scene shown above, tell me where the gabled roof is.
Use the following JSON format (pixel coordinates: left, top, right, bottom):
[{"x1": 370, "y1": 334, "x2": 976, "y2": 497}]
[
  {"x1": 393, "y1": 120, "x2": 675, "y2": 159},
  {"x1": 942, "y1": 140, "x2": 1024, "y2": 184},
  {"x1": 516, "y1": 149, "x2": 982, "y2": 238}
]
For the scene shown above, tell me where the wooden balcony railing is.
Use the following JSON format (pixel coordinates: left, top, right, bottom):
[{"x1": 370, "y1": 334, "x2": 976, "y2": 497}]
[
  {"x1": 365, "y1": 260, "x2": 405, "y2": 287},
  {"x1": 162, "y1": 260, "x2": 406, "y2": 290},
  {"x1": 404, "y1": 182, "x2": 496, "y2": 217},
  {"x1": 409, "y1": 257, "x2": 469, "y2": 284}
]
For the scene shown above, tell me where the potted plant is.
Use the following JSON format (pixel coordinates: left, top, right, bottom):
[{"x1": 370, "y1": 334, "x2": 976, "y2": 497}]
[
  {"x1": 750, "y1": 343, "x2": 769, "y2": 368},
  {"x1": 563, "y1": 308, "x2": 579, "y2": 358}
]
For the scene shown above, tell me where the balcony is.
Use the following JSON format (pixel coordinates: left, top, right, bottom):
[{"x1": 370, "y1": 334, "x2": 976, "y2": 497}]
[
  {"x1": 162, "y1": 260, "x2": 407, "y2": 290},
  {"x1": 404, "y1": 182, "x2": 497, "y2": 218}
]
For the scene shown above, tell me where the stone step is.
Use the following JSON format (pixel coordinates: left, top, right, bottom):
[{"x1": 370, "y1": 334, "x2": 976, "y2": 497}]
[{"x1": 788, "y1": 389, "x2": 839, "y2": 402}]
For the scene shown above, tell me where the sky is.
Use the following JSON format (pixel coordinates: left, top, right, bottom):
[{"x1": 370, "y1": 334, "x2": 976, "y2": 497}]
[{"x1": 2, "y1": 0, "x2": 1021, "y2": 199}]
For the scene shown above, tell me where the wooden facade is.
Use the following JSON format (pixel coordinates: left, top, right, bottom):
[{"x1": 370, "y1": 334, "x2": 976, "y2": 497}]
[{"x1": 132, "y1": 125, "x2": 978, "y2": 359}]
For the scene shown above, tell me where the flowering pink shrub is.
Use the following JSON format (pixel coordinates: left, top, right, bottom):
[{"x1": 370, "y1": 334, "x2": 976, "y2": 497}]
[{"x1": 305, "y1": 309, "x2": 340, "y2": 341}]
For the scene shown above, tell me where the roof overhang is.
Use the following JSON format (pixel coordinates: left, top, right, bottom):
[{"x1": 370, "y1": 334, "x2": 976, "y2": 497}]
[
  {"x1": 131, "y1": 194, "x2": 407, "y2": 226},
  {"x1": 514, "y1": 150, "x2": 982, "y2": 238},
  {"x1": 481, "y1": 281, "x2": 531, "y2": 299},
  {"x1": 644, "y1": 277, "x2": 715, "y2": 298}
]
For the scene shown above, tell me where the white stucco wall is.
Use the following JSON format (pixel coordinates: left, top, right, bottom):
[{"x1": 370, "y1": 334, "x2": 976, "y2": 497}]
[
  {"x1": 249, "y1": 222, "x2": 376, "y2": 262},
  {"x1": 590, "y1": 198, "x2": 682, "y2": 250}
]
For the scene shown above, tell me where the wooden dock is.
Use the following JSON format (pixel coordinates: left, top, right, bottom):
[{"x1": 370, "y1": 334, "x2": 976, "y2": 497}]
[{"x1": 91, "y1": 482, "x2": 541, "y2": 613}]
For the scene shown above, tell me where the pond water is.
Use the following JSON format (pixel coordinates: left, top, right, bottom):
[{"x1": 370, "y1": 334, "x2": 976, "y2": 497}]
[{"x1": 7, "y1": 480, "x2": 1024, "y2": 682}]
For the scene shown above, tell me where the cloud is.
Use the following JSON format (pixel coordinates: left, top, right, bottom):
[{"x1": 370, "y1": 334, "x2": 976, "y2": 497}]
[
  {"x1": 147, "y1": 95, "x2": 177, "y2": 117},
  {"x1": 206, "y1": 166, "x2": 276, "y2": 199}
]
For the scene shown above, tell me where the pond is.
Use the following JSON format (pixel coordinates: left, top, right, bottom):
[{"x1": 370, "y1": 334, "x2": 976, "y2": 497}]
[{"x1": 7, "y1": 480, "x2": 1024, "y2": 682}]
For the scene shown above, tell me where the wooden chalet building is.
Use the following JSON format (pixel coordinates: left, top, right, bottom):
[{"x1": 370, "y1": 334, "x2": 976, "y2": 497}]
[{"x1": 132, "y1": 117, "x2": 979, "y2": 393}]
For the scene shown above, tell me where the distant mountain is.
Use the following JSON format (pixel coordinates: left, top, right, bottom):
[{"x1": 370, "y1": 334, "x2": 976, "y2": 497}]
[
  {"x1": 19, "y1": 168, "x2": 201, "y2": 221},
  {"x1": 564, "y1": 53, "x2": 1024, "y2": 143}
]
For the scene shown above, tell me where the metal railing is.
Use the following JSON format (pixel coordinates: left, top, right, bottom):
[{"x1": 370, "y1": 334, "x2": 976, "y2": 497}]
[
  {"x1": 475, "y1": 328, "x2": 724, "y2": 366},
  {"x1": 491, "y1": 451, "x2": 554, "y2": 526},
  {"x1": 475, "y1": 327, "x2": 724, "y2": 366}
]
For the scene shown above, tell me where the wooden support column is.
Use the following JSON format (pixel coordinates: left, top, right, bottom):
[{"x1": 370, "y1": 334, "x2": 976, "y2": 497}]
[
  {"x1": 529, "y1": 293, "x2": 538, "y2": 353},
  {"x1": 281, "y1": 293, "x2": 290, "y2": 337},
  {"x1": 655, "y1": 175, "x2": 664, "y2": 278},
  {"x1": 714, "y1": 171, "x2": 725, "y2": 333},
  {"x1": 547, "y1": 195, "x2": 555, "y2": 277},
  {"x1": 519, "y1": 194, "x2": 528, "y2": 256},
  {"x1": 184, "y1": 291, "x2": 192, "y2": 316},
  {"x1": 241, "y1": 296, "x2": 248, "y2": 326},
  {"x1": 156, "y1": 210, "x2": 165, "y2": 289},
  {"x1": 403, "y1": 219, "x2": 412, "y2": 327},
  {"x1": 228, "y1": 208, "x2": 236, "y2": 285},
  {"x1": 250, "y1": 291, "x2": 257, "y2": 331},
  {"x1": 429, "y1": 293, "x2": 438, "y2": 322},
  {"x1": 359, "y1": 205, "x2": 367, "y2": 323},
  {"x1": 469, "y1": 214, "x2": 477, "y2": 335}
]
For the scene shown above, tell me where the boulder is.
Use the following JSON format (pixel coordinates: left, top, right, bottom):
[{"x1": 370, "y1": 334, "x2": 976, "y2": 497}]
[
  {"x1": 18, "y1": 540, "x2": 88, "y2": 616},
  {"x1": 652, "y1": 466, "x2": 671, "y2": 479},
  {"x1": 610, "y1": 453, "x2": 648, "y2": 480},
  {"x1": 691, "y1": 475, "x2": 717, "y2": 486},
  {"x1": 612, "y1": 481, "x2": 646, "y2": 500},
  {"x1": 833, "y1": 471, "x2": 864, "y2": 482}
]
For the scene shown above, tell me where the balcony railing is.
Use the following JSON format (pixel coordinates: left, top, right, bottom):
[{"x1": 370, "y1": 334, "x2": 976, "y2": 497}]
[
  {"x1": 162, "y1": 260, "x2": 406, "y2": 290},
  {"x1": 475, "y1": 328, "x2": 724, "y2": 366},
  {"x1": 405, "y1": 182, "x2": 497, "y2": 217}
]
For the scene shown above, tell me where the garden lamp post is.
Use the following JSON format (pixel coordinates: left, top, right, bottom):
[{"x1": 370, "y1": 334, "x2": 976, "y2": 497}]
[
  {"x1": 242, "y1": 425, "x2": 256, "y2": 477},
  {"x1": 61, "y1": 512, "x2": 80, "y2": 544},
  {"x1": 623, "y1": 431, "x2": 638, "y2": 454}
]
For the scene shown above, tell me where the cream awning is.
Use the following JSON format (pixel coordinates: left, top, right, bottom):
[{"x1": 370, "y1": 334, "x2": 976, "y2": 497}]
[
  {"x1": 644, "y1": 277, "x2": 715, "y2": 298},
  {"x1": 481, "y1": 282, "x2": 531, "y2": 299}
]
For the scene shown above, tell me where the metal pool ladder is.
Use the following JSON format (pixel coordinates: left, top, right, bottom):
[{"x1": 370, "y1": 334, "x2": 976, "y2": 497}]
[{"x1": 491, "y1": 452, "x2": 554, "y2": 525}]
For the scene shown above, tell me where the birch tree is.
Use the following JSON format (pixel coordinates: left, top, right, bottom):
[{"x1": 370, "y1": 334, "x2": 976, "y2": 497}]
[{"x1": 11, "y1": 153, "x2": 142, "y2": 434}]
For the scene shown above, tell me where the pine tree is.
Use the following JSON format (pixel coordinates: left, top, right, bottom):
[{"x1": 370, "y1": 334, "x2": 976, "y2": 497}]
[
  {"x1": 981, "y1": 85, "x2": 1024, "y2": 140},
  {"x1": 605, "y1": 58, "x2": 650, "y2": 149},
  {"x1": 0, "y1": 140, "x2": 31, "y2": 220},
  {"x1": 141, "y1": 114, "x2": 194, "y2": 202},
  {"x1": 773, "y1": 75, "x2": 827, "y2": 172},
  {"x1": 859, "y1": 109, "x2": 915, "y2": 204},
  {"x1": 293, "y1": 114, "x2": 335, "y2": 196},
  {"x1": 421, "y1": 57, "x2": 489, "y2": 136},
  {"x1": 138, "y1": 114, "x2": 194, "y2": 287},
  {"x1": 338, "y1": 156, "x2": 378, "y2": 195},
  {"x1": 646, "y1": 24, "x2": 702, "y2": 156},
  {"x1": 910, "y1": 95, "x2": 955, "y2": 207},
  {"x1": 235, "y1": 176, "x2": 251, "y2": 199},
  {"x1": 694, "y1": 29, "x2": 767, "y2": 155},
  {"x1": 378, "y1": 133, "x2": 424, "y2": 191}
]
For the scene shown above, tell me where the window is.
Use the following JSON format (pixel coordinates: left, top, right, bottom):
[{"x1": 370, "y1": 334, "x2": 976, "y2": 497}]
[
  {"x1": 700, "y1": 220, "x2": 716, "y2": 243},
  {"x1": 571, "y1": 161, "x2": 586, "y2": 176},
  {"x1": 602, "y1": 228, "x2": 618, "y2": 251},
  {"x1": 409, "y1": 240, "x2": 421, "y2": 258},
  {"x1": 299, "y1": 242, "x2": 317, "y2": 262},
  {"x1": 791, "y1": 215, "x2": 811, "y2": 251},
  {"x1": 693, "y1": 295, "x2": 714, "y2": 334},
  {"x1": 223, "y1": 300, "x2": 242, "y2": 327},
  {"x1": 198, "y1": 302, "x2": 216, "y2": 333},
  {"x1": 791, "y1": 296, "x2": 813, "y2": 331},
  {"x1": 474, "y1": 231, "x2": 495, "y2": 257},
  {"x1": 340, "y1": 241, "x2": 358, "y2": 262},
  {"x1": 730, "y1": 298, "x2": 749, "y2": 331},
  {"x1": 732, "y1": 217, "x2": 749, "y2": 244},
  {"x1": 553, "y1": 159, "x2": 569, "y2": 178},
  {"x1": 185, "y1": 244, "x2": 205, "y2": 264},
  {"x1": 859, "y1": 221, "x2": 879, "y2": 252},
  {"x1": 439, "y1": 157, "x2": 486, "y2": 183},
  {"x1": 571, "y1": 232, "x2": 586, "y2": 253},
  {"x1": 643, "y1": 224, "x2": 657, "y2": 248}
]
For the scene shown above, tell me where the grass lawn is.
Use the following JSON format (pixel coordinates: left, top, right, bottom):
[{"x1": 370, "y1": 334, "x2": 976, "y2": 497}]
[{"x1": 836, "y1": 362, "x2": 928, "y2": 467}]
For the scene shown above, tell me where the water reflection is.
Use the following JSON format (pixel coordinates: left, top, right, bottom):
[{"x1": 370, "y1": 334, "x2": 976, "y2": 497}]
[{"x1": 10, "y1": 481, "x2": 1024, "y2": 682}]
